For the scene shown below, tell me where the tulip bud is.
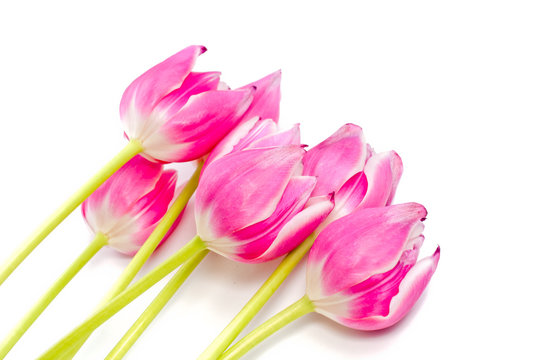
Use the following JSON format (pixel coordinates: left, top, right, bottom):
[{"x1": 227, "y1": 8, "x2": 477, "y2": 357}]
[
  {"x1": 120, "y1": 45, "x2": 254, "y2": 163},
  {"x1": 82, "y1": 155, "x2": 179, "y2": 255},
  {"x1": 306, "y1": 203, "x2": 440, "y2": 330},
  {"x1": 195, "y1": 146, "x2": 334, "y2": 263}
]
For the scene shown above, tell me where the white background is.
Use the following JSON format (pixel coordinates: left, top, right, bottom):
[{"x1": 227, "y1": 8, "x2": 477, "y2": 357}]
[{"x1": 0, "y1": 1, "x2": 541, "y2": 359}]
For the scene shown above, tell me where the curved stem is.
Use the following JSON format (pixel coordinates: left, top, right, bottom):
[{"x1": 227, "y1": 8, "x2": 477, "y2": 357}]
[
  {"x1": 36, "y1": 235, "x2": 207, "y2": 360},
  {"x1": 219, "y1": 296, "x2": 314, "y2": 360},
  {"x1": 0, "y1": 233, "x2": 108, "y2": 359},
  {"x1": 58, "y1": 161, "x2": 203, "y2": 359},
  {"x1": 0, "y1": 139, "x2": 143, "y2": 287},
  {"x1": 105, "y1": 250, "x2": 209, "y2": 360},
  {"x1": 198, "y1": 233, "x2": 317, "y2": 360}
]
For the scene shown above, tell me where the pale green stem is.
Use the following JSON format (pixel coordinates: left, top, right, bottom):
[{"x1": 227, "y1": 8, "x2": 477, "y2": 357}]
[
  {"x1": 0, "y1": 233, "x2": 108, "y2": 359},
  {"x1": 218, "y1": 296, "x2": 314, "y2": 360},
  {"x1": 105, "y1": 250, "x2": 209, "y2": 360},
  {"x1": 0, "y1": 139, "x2": 143, "y2": 287},
  {"x1": 58, "y1": 161, "x2": 203, "y2": 360},
  {"x1": 36, "y1": 236, "x2": 207, "y2": 360},
  {"x1": 198, "y1": 232, "x2": 317, "y2": 360}
]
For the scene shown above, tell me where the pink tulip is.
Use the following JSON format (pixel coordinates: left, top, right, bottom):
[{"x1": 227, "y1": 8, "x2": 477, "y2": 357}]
[
  {"x1": 120, "y1": 45, "x2": 255, "y2": 163},
  {"x1": 195, "y1": 145, "x2": 334, "y2": 263},
  {"x1": 306, "y1": 203, "x2": 440, "y2": 330},
  {"x1": 82, "y1": 155, "x2": 178, "y2": 255},
  {"x1": 302, "y1": 124, "x2": 403, "y2": 226}
]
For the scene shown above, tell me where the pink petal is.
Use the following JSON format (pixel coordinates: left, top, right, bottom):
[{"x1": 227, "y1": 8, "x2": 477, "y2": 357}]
[
  {"x1": 322, "y1": 171, "x2": 368, "y2": 226},
  {"x1": 303, "y1": 124, "x2": 367, "y2": 196},
  {"x1": 146, "y1": 88, "x2": 255, "y2": 162},
  {"x1": 249, "y1": 123, "x2": 301, "y2": 149},
  {"x1": 120, "y1": 45, "x2": 206, "y2": 119},
  {"x1": 237, "y1": 70, "x2": 282, "y2": 123},
  {"x1": 307, "y1": 203, "x2": 427, "y2": 296},
  {"x1": 344, "y1": 247, "x2": 440, "y2": 330},
  {"x1": 82, "y1": 155, "x2": 163, "y2": 227},
  {"x1": 231, "y1": 176, "x2": 317, "y2": 262},
  {"x1": 253, "y1": 193, "x2": 335, "y2": 263},
  {"x1": 359, "y1": 151, "x2": 403, "y2": 208},
  {"x1": 195, "y1": 146, "x2": 305, "y2": 241},
  {"x1": 155, "y1": 71, "x2": 221, "y2": 117}
]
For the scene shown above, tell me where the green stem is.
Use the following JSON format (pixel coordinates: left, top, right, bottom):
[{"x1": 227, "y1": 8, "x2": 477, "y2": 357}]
[
  {"x1": 0, "y1": 233, "x2": 108, "y2": 359},
  {"x1": 37, "y1": 236, "x2": 207, "y2": 360},
  {"x1": 0, "y1": 139, "x2": 143, "y2": 287},
  {"x1": 105, "y1": 250, "x2": 209, "y2": 360},
  {"x1": 218, "y1": 296, "x2": 314, "y2": 360},
  {"x1": 58, "y1": 161, "x2": 203, "y2": 360},
  {"x1": 198, "y1": 232, "x2": 317, "y2": 360}
]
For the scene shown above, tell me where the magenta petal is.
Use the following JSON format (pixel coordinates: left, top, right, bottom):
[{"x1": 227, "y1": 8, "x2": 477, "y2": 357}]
[
  {"x1": 147, "y1": 88, "x2": 255, "y2": 162},
  {"x1": 195, "y1": 146, "x2": 305, "y2": 242},
  {"x1": 323, "y1": 171, "x2": 368, "y2": 225},
  {"x1": 254, "y1": 193, "x2": 335, "y2": 262},
  {"x1": 120, "y1": 45, "x2": 206, "y2": 119},
  {"x1": 231, "y1": 176, "x2": 317, "y2": 262},
  {"x1": 303, "y1": 124, "x2": 367, "y2": 196},
  {"x1": 359, "y1": 151, "x2": 403, "y2": 208},
  {"x1": 155, "y1": 71, "x2": 221, "y2": 117},
  {"x1": 250, "y1": 123, "x2": 301, "y2": 149},
  {"x1": 238, "y1": 70, "x2": 282, "y2": 123},
  {"x1": 345, "y1": 247, "x2": 440, "y2": 330},
  {"x1": 82, "y1": 155, "x2": 162, "y2": 223},
  {"x1": 307, "y1": 203, "x2": 427, "y2": 296}
]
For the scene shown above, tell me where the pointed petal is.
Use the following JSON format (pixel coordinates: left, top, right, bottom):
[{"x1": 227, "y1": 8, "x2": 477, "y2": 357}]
[
  {"x1": 120, "y1": 45, "x2": 206, "y2": 119},
  {"x1": 144, "y1": 88, "x2": 255, "y2": 162},
  {"x1": 155, "y1": 71, "x2": 221, "y2": 116},
  {"x1": 253, "y1": 193, "x2": 335, "y2": 263},
  {"x1": 321, "y1": 171, "x2": 368, "y2": 227},
  {"x1": 303, "y1": 124, "x2": 367, "y2": 196},
  {"x1": 230, "y1": 176, "x2": 317, "y2": 262},
  {"x1": 345, "y1": 247, "x2": 440, "y2": 330},
  {"x1": 307, "y1": 203, "x2": 427, "y2": 297},
  {"x1": 195, "y1": 146, "x2": 305, "y2": 242},
  {"x1": 81, "y1": 155, "x2": 163, "y2": 234},
  {"x1": 359, "y1": 151, "x2": 403, "y2": 208},
  {"x1": 238, "y1": 70, "x2": 282, "y2": 123},
  {"x1": 250, "y1": 123, "x2": 301, "y2": 149}
]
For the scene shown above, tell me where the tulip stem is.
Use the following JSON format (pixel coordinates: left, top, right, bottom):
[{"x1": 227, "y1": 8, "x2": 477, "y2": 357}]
[
  {"x1": 218, "y1": 295, "x2": 314, "y2": 360},
  {"x1": 0, "y1": 139, "x2": 143, "y2": 287},
  {"x1": 105, "y1": 250, "x2": 209, "y2": 360},
  {"x1": 56, "y1": 160, "x2": 203, "y2": 360},
  {"x1": 37, "y1": 235, "x2": 207, "y2": 360},
  {"x1": 0, "y1": 233, "x2": 108, "y2": 359},
  {"x1": 197, "y1": 232, "x2": 317, "y2": 360}
]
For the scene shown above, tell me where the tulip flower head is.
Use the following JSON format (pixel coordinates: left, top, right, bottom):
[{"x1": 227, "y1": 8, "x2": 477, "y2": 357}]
[
  {"x1": 195, "y1": 145, "x2": 334, "y2": 263},
  {"x1": 306, "y1": 203, "x2": 440, "y2": 330},
  {"x1": 302, "y1": 124, "x2": 403, "y2": 228},
  {"x1": 120, "y1": 45, "x2": 255, "y2": 163},
  {"x1": 82, "y1": 155, "x2": 178, "y2": 255}
]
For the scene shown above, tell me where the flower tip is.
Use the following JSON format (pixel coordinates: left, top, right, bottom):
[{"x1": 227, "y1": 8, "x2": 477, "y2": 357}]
[{"x1": 198, "y1": 45, "x2": 208, "y2": 54}]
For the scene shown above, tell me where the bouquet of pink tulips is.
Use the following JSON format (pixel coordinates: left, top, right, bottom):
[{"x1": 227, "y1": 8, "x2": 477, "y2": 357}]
[{"x1": 0, "y1": 45, "x2": 440, "y2": 360}]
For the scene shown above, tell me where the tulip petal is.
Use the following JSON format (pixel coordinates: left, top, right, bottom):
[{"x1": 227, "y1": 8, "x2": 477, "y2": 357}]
[
  {"x1": 155, "y1": 71, "x2": 221, "y2": 117},
  {"x1": 238, "y1": 70, "x2": 282, "y2": 123},
  {"x1": 253, "y1": 193, "x2": 335, "y2": 262},
  {"x1": 195, "y1": 146, "x2": 305, "y2": 242},
  {"x1": 107, "y1": 170, "x2": 178, "y2": 255},
  {"x1": 343, "y1": 247, "x2": 440, "y2": 330},
  {"x1": 250, "y1": 123, "x2": 301, "y2": 149},
  {"x1": 359, "y1": 151, "x2": 403, "y2": 208},
  {"x1": 120, "y1": 45, "x2": 206, "y2": 119},
  {"x1": 303, "y1": 124, "x2": 367, "y2": 196},
  {"x1": 144, "y1": 88, "x2": 255, "y2": 162},
  {"x1": 230, "y1": 176, "x2": 317, "y2": 262},
  {"x1": 320, "y1": 171, "x2": 368, "y2": 227},
  {"x1": 81, "y1": 155, "x2": 163, "y2": 233},
  {"x1": 307, "y1": 203, "x2": 427, "y2": 298}
]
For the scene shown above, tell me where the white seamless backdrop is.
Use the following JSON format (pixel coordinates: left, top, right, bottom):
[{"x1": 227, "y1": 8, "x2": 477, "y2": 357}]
[{"x1": 0, "y1": 1, "x2": 541, "y2": 359}]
